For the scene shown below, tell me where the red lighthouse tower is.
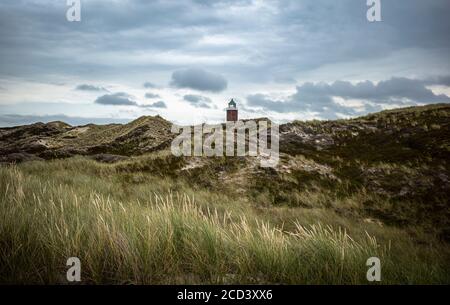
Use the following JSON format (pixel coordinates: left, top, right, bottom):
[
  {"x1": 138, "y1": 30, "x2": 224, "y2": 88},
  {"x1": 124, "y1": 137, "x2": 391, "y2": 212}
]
[{"x1": 226, "y1": 99, "x2": 238, "y2": 122}]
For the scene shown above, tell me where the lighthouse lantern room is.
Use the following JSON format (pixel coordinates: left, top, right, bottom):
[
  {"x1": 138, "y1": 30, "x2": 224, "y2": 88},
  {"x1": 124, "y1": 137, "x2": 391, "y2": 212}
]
[{"x1": 226, "y1": 99, "x2": 238, "y2": 122}]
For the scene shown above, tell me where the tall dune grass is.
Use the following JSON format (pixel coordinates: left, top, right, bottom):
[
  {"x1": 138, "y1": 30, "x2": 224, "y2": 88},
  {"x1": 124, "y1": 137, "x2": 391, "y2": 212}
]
[{"x1": 0, "y1": 159, "x2": 448, "y2": 284}]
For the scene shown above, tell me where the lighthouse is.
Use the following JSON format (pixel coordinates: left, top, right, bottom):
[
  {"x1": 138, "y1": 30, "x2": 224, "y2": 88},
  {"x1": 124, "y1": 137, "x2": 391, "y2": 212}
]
[{"x1": 226, "y1": 99, "x2": 238, "y2": 122}]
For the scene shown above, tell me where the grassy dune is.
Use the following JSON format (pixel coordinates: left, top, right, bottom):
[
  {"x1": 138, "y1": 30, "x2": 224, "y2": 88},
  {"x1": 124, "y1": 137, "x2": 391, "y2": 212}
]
[{"x1": 0, "y1": 156, "x2": 448, "y2": 284}]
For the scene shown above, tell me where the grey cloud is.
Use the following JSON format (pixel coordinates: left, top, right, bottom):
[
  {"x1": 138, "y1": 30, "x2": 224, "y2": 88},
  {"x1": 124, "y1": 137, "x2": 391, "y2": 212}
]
[
  {"x1": 94, "y1": 92, "x2": 166, "y2": 108},
  {"x1": 247, "y1": 94, "x2": 294, "y2": 113},
  {"x1": 1, "y1": 0, "x2": 449, "y2": 85},
  {"x1": 247, "y1": 77, "x2": 450, "y2": 118},
  {"x1": 183, "y1": 94, "x2": 213, "y2": 108},
  {"x1": 290, "y1": 77, "x2": 450, "y2": 104},
  {"x1": 95, "y1": 93, "x2": 137, "y2": 106},
  {"x1": 145, "y1": 92, "x2": 161, "y2": 99},
  {"x1": 142, "y1": 101, "x2": 167, "y2": 109},
  {"x1": 171, "y1": 68, "x2": 227, "y2": 92},
  {"x1": 143, "y1": 82, "x2": 157, "y2": 89},
  {"x1": 0, "y1": 1, "x2": 223, "y2": 79},
  {"x1": 94, "y1": 92, "x2": 167, "y2": 109},
  {"x1": 425, "y1": 75, "x2": 450, "y2": 87},
  {"x1": 247, "y1": 93, "x2": 366, "y2": 119},
  {"x1": 76, "y1": 84, "x2": 108, "y2": 92}
]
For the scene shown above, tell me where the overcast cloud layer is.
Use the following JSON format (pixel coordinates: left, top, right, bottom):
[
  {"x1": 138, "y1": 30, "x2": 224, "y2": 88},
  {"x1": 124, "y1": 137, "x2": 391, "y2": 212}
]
[{"x1": 0, "y1": 0, "x2": 449, "y2": 125}]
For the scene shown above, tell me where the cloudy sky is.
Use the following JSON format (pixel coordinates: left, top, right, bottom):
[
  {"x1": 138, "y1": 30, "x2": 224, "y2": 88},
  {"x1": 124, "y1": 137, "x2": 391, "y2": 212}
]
[{"x1": 0, "y1": 0, "x2": 449, "y2": 126}]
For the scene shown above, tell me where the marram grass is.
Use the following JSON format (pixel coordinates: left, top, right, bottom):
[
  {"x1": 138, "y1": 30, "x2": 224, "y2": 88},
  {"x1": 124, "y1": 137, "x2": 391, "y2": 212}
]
[{"x1": 0, "y1": 160, "x2": 448, "y2": 284}]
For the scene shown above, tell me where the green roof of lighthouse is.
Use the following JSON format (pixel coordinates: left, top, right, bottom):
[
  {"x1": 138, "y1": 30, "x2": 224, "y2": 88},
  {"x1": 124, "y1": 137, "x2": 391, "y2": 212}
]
[{"x1": 228, "y1": 99, "x2": 236, "y2": 108}]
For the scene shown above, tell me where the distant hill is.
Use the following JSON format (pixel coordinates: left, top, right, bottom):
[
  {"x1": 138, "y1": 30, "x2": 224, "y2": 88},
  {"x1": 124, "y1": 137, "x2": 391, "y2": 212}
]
[
  {"x1": 1, "y1": 103, "x2": 449, "y2": 165},
  {"x1": 0, "y1": 115, "x2": 173, "y2": 163}
]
